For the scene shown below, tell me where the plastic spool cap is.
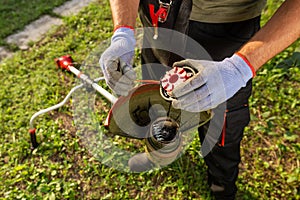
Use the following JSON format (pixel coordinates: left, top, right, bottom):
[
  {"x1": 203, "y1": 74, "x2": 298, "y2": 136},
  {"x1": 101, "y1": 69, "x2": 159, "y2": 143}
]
[{"x1": 161, "y1": 66, "x2": 190, "y2": 93}]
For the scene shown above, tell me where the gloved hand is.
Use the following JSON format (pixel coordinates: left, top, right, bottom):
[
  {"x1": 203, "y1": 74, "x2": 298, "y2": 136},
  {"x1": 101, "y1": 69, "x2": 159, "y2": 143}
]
[
  {"x1": 171, "y1": 53, "x2": 255, "y2": 112},
  {"x1": 100, "y1": 27, "x2": 136, "y2": 96}
]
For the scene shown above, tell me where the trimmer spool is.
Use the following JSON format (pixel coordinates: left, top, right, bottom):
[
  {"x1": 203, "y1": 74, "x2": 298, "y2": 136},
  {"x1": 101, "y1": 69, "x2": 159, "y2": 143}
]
[{"x1": 160, "y1": 66, "x2": 196, "y2": 101}]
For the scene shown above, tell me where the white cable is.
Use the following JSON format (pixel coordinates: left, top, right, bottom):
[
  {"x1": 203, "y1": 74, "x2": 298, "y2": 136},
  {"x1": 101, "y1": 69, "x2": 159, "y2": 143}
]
[
  {"x1": 29, "y1": 83, "x2": 84, "y2": 129},
  {"x1": 30, "y1": 76, "x2": 116, "y2": 129}
]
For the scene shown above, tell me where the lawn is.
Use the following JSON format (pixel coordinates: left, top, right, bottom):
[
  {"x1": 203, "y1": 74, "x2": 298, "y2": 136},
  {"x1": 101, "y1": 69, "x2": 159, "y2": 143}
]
[
  {"x1": 0, "y1": 0, "x2": 299, "y2": 199},
  {"x1": 0, "y1": 0, "x2": 70, "y2": 46}
]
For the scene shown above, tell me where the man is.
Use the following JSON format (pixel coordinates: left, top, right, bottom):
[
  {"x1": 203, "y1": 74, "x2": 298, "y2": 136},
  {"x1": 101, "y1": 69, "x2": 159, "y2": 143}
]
[{"x1": 100, "y1": 0, "x2": 300, "y2": 199}]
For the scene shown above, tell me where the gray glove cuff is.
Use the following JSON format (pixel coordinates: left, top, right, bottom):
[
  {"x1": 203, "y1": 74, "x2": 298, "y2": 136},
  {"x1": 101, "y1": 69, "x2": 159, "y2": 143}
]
[
  {"x1": 112, "y1": 27, "x2": 136, "y2": 46},
  {"x1": 229, "y1": 54, "x2": 254, "y2": 84}
]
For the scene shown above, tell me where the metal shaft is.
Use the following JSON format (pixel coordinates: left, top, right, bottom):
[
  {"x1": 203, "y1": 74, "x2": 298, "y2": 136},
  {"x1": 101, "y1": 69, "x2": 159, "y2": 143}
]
[{"x1": 69, "y1": 66, "x2": 117, "y2": 104}]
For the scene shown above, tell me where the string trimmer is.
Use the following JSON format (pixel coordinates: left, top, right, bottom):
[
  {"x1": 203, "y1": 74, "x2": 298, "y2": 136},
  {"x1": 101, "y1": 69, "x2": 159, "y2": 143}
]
[{"x1": 29, "y1": 55, "x2": 211, "y2": 167}]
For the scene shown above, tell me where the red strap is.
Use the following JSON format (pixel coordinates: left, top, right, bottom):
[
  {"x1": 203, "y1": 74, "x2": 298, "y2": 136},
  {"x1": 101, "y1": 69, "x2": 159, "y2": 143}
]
[
  {"x1": 149, "y1": 4, "x2": 168, "y2": 27},
  {"x1": 219, "y1": 111, "x2": 227, "y2": 147},
  {"x1": 235, "y1": 52, "x2": 256, "y2": 77},
  {"x1": 113, "y1": 25, "x2": 134, "y2": 32}
]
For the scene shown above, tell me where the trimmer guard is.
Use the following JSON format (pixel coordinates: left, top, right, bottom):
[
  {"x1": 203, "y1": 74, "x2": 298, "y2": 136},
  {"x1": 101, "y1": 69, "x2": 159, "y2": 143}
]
[{"x1": 104, "y1": 82, "x2": 212, "y2": 139}]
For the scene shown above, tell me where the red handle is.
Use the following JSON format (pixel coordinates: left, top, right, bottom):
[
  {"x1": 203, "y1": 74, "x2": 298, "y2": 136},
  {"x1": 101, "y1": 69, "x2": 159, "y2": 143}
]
[{"x1": 55, "y1": 55, "x2": 73, "y2": 71}]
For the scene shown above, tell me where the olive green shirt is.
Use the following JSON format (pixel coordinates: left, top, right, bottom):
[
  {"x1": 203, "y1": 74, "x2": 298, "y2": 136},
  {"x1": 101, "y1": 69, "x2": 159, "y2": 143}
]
[{"x1": 190, "y1": 0, "x2": 267, "y2": 23}]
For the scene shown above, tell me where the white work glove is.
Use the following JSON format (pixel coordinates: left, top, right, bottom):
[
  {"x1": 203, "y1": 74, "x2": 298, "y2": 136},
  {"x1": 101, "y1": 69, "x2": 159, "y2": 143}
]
[
  {"x1": 171, "y1": 53, "x2": 255, "y2": 112},
  {"x1": 100, "y1": 27, "x2": 136, "y2": 96}
]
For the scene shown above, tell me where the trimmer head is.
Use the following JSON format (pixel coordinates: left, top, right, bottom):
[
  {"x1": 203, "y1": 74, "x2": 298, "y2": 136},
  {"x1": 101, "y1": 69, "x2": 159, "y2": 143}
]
[{"x1": 104, "y1": 82, "x2": 211, "y2": 139}]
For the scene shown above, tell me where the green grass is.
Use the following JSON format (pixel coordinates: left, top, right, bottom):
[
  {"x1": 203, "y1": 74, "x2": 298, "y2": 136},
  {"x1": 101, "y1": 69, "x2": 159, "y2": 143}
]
[
  {"x1": 0, "y1": 0, "x2": 299, "y2": 199},
  {"x1": 0, "y1": 0, "x2": 70, "y2": 46}
]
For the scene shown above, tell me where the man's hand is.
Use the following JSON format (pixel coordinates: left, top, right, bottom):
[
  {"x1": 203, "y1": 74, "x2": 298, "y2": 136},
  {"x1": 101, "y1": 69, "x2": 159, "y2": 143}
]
[
  {"x1": 100, "y1": 27, "x2": 136, "y2": 96},
  {"x1": 171, "y1": 54, "x2": 255, "y2": 112}
]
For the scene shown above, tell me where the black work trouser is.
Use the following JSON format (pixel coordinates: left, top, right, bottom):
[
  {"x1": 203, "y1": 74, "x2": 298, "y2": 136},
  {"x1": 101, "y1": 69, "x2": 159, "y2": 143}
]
[
  {"x1": 187, "y1": 17, "x2": 261, "y2": 199},
  {"x1": 140, "y1": 16, "x2": 260, "y2": 199}
]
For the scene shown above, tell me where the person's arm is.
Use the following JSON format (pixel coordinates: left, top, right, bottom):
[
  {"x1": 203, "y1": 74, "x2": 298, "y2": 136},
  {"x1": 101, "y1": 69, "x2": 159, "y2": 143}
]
[
  {"x1": 99, "y1": 1, "x2": 140, "y2": 96},
  {"x1": 170, "y1": 0, "x2": 300, "y2": 112},
  {"x1": 109, "y1": 0, "x2": 140, "y2": 29},
  {"x1": 238, "y1": 0, "x2": 300, "y2": 71}
]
